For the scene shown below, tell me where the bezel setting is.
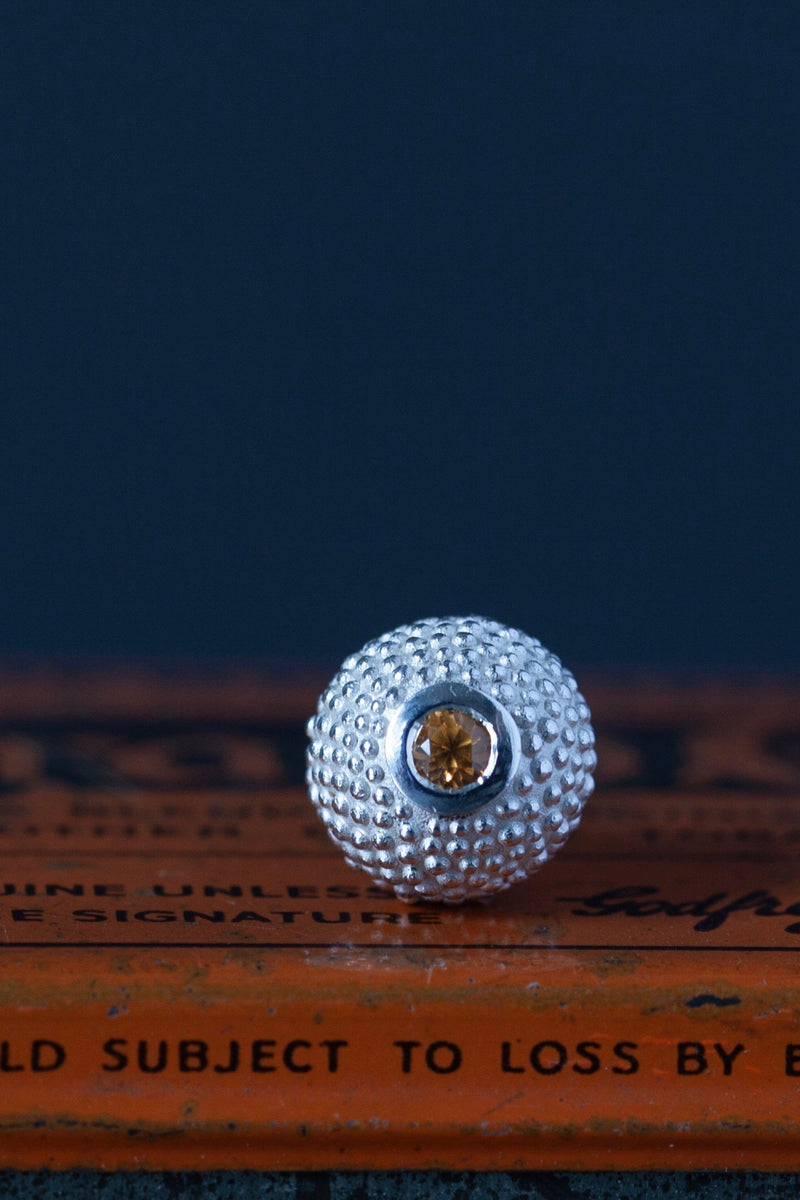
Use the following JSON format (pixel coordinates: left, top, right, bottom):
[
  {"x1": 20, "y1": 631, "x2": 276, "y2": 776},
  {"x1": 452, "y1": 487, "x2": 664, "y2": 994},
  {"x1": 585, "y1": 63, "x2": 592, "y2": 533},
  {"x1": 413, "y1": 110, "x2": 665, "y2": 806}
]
[{"x1": 387, "y1": 682, "x2": 518, "y2": 815}]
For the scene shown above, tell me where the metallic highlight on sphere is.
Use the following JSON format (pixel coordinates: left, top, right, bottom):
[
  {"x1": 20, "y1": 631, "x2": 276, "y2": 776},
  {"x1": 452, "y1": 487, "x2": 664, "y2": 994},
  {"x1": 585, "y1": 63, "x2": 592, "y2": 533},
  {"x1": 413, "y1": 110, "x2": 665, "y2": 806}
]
[{"x1": 305, "y1": 616, "x2": 596, "y2": 903}]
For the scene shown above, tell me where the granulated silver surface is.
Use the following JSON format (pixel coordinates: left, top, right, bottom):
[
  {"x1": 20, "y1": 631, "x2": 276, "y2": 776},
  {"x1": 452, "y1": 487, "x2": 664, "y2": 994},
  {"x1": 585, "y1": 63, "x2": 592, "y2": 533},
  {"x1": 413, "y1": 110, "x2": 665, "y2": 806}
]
[{"x1": 306, "y1": 616, "x2": 596, "y2": 903}]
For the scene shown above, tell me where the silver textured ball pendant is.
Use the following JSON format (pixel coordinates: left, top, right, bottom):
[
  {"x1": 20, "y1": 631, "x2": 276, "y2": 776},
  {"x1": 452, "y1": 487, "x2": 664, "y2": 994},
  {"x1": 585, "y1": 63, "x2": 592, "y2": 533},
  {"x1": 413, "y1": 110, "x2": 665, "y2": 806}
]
[{"x1": 305, "y1": 617, "x2": 596, "y2": 904}]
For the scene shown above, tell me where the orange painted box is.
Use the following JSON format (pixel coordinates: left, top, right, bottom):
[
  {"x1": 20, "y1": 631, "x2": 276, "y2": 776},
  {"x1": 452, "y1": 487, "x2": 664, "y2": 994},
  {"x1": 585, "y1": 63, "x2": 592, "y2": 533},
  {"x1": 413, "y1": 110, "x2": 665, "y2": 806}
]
[{"x1": 0, "y1": 665, "x2": 798, "y2": 1170}]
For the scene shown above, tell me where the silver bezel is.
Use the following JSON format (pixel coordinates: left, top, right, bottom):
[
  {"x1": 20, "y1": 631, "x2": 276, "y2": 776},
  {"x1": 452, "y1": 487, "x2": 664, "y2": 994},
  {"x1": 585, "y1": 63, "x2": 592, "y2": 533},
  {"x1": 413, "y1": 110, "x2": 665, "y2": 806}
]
[{"x1": 385, "y1": 682, "x2": 519, "y2": 816}]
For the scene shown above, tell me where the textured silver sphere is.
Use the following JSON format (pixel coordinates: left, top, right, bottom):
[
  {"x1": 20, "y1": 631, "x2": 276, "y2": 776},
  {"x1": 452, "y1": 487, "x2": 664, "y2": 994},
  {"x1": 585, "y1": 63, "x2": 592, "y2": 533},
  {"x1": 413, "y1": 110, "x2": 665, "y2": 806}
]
[{"x1": 305, "y1": 616, "x2": 596, "y2": 904}]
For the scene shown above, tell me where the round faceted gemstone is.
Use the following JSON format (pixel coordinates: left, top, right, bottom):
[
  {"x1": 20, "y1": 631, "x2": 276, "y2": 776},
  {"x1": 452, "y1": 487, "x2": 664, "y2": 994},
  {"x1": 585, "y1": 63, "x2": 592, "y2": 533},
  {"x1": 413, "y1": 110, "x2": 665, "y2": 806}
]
[{"x1": 410, "y1": 708, "x2": 494, "y2": 791}]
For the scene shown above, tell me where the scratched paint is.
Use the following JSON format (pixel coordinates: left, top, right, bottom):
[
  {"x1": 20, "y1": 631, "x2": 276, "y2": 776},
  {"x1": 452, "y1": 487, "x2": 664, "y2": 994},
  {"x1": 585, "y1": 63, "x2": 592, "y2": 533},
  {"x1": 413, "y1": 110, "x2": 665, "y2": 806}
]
[{"x1": 0, "y1": 670, "x2": 797, "y2": 1169}]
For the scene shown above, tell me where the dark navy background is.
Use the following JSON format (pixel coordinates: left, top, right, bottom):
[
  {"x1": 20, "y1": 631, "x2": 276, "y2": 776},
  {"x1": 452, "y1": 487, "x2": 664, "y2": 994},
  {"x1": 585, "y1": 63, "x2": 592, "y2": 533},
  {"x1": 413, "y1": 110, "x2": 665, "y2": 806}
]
[{"x1": 1, "y1": 2, "x2": 798, "y2": 668}]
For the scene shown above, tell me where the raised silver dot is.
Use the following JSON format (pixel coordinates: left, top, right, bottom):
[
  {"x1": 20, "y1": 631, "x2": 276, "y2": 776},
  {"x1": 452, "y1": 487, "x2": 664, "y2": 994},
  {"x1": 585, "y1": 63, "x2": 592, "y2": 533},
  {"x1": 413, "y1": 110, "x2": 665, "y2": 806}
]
[
  {"x1": 533, "y1": 756, "x2": 553, "y2": 782},
  {"x1": 543, "y1": 781, "x2": 562, "y2": 805},
  {"x1": 496, "y1": 796, "x2": 522, "y2": 818},
  {"x1": 499, "y1": 822, "x2": 526, "y2": 846},
  {"x1": 424, "y1": 855, "x2": 450, "y2": 876},
  {"x1": 539, "y1": 718, "x2": 559, "y2": 742},
  {"x1": 446, "y1": 838, "x2": 470, "y2": 857}
]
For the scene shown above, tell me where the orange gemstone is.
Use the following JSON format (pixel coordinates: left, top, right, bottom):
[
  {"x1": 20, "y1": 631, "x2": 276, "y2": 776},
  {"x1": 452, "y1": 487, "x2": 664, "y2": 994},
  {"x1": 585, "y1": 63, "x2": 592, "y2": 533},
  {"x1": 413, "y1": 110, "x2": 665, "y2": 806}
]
[{"x1": 411, "y1": 709, "x2": 493, "y2": 791}]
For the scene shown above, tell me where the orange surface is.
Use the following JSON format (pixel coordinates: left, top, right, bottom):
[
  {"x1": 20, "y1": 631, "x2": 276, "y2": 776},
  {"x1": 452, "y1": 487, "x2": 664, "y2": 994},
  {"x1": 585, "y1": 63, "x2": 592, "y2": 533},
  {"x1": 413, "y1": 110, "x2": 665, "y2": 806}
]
[{"x1": 0, "y1": 667, "x2": 798, "y2": 1169}]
